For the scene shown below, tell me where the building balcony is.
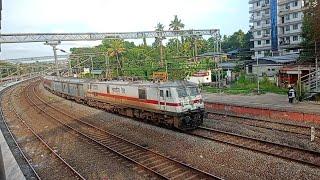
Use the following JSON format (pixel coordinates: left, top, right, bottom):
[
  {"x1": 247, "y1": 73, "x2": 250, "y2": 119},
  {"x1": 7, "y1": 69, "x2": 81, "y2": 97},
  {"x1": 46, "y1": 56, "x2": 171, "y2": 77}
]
[
  {"x1": 249, "y1": 5, "x2": 270, "y2": 13},
  {"x1": 278, "y1": 31, "x2": 302, "y2": 37},
  {"x1": 250, "y1": 24, "x2": 271, "y2": 32},
  {"x1": 278, "y1": 6, "x2": 307, "y2": 15},
  {"x1": 251, "y1": 45, "x2": 272, "y2": 51},
  {"x1": 278, "y1": 18, "x2": 303, "y2": 26},
  {"x1": 278, "y1": 0, "x2": 303, "y2": 6},
  {"x1": 279, "y1": 40, "x2": 302, "y2": 49},
  {"x1": 250, "y1": 14, "x2": 271, "y2": 23},
  {"x1": 249, "y1": 0, "x2": 260, "y2": 4}
]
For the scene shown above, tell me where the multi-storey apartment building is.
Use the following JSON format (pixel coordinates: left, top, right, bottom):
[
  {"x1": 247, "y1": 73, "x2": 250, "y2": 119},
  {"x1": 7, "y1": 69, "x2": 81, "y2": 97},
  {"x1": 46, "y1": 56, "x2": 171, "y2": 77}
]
[{"x1": 249, "y1": 0, "x2": 308, "y2": 58}]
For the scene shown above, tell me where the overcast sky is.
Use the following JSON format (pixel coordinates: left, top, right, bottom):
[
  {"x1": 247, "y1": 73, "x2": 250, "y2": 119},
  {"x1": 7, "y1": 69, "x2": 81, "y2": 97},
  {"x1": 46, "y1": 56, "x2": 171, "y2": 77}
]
[{"x1": 0, "y1": 0, "x2": 249, "y2": 59}]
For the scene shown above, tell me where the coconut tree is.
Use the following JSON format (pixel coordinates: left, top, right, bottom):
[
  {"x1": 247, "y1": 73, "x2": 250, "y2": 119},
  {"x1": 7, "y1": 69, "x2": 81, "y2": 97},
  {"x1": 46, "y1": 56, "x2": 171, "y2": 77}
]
[
  {"x1": 169, "y1": 15, "x2": 185, "y2": 55},
  {"x1": 107, "y1": 39, "x2": 126, "y2": 76}
]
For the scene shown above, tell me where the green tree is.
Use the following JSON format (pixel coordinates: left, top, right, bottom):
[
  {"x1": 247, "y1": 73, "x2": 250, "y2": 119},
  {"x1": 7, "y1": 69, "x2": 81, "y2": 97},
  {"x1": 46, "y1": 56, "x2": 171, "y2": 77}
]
[
  {"x1": 169, "y1": 15, "x2": 185, "y2": 55},
  {"x1": 107, "y1": 39, "x2": 126, "y2": 76},
  {"x1": 301, "y1": 0, "x2": 320, "y2": 62},
  {"x1": 221, "y1": 30, "x2": 246, "y2": 52}
]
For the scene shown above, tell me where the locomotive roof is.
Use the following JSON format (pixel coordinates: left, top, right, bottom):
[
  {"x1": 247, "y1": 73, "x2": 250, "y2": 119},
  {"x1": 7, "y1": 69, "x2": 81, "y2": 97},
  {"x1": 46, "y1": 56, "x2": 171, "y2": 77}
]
[
  {"x1": 44, "y1": 76, "x2": 198, "y2": 87},
  {"x1": 91, "y1": 80, "x2": 198, "y2": 88}
]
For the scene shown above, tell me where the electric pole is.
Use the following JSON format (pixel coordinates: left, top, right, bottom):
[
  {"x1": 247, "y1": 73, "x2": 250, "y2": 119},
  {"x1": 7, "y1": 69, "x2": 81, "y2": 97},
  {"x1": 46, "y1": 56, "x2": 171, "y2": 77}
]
[{"x1": 316, "y1": 41, "x2": 318, "y2": 91}]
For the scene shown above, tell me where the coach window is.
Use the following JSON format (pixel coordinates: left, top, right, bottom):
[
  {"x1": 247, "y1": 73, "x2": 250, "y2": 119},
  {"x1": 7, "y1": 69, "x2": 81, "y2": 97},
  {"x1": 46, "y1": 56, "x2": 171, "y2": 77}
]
[{"x1": 160, "y1": 90, "x2": 164, "y2": 97}]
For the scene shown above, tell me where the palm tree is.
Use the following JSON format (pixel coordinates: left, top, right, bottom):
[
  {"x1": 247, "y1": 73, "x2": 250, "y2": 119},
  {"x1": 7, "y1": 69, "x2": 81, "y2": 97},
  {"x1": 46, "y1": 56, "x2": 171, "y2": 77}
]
[
  {"x1": 107, "y1": 39, "x2": 126, "y2": 77},
  {"x1": 169, "y1": 15, "x2": 185, "y2": 31},
  {"x1": 169, "y1": 15, "x2": 185, "y2": 55}
]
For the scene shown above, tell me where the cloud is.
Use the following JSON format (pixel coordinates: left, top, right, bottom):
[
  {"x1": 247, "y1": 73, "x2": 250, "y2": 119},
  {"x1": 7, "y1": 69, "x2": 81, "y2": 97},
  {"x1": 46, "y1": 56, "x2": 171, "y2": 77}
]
[{"x1": 1, "y1": 0, "x2": 248, "y2": 59}]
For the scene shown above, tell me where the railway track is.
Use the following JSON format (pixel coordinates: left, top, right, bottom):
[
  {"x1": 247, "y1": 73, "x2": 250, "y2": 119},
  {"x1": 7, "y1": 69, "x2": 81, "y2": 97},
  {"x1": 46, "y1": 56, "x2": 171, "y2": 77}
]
[
  {"x1": 0, "y1": 85, "x2": 40, "y2": 180},
  {"x1": 207, "y1": 111, "x2": 315, "y2": 137},
  {"x1": 0, "y1": 82, "x2": 85, "y2": 180},
  {"x1": 27, "y1": 80, "x2": 222, "y2": 179},
  {"x1": 190, "y1": 126, "x2": 320, "y2": 168}
]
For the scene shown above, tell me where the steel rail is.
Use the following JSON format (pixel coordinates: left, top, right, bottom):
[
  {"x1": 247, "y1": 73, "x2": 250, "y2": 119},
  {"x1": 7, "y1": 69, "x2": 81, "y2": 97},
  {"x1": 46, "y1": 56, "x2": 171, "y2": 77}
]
[
  {"x1": 12, "y1": 82, "x2": 86, "y2": 180},
  {"x1": 29, "y1": 80, "x2": 223, "y2": 180},
  {"x1": 206, "y1": 111, "x2": 313, "y2": 136},
  {"x1": 192, "y1": 126, "x2": 320, "y2": 168},
  {"x1": 0, "y1": 86, "x2": 41, "y2": 180}
]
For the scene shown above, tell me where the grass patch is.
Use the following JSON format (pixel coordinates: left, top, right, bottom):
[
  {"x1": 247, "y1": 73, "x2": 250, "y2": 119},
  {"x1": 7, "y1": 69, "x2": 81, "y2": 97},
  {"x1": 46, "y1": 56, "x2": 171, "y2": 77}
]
[{"x1": 203, "y1": 75, "x2": 288, "y2": 95}]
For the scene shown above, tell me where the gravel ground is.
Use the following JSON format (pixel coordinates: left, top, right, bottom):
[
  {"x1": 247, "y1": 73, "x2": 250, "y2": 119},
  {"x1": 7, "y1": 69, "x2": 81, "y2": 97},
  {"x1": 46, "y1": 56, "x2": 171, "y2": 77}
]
[
  {"x1": 204, "y1": 115, "x2": 320, "y2": 152},
  {"x1": 1, "y1": 85, "x2": 78, "y2": 180},
  {"x1": 38, "y1": 82, "x2": 320, "y2": 180},
  {"x1": 3, "y1": 82, "x2": 145, "y2": 180}
]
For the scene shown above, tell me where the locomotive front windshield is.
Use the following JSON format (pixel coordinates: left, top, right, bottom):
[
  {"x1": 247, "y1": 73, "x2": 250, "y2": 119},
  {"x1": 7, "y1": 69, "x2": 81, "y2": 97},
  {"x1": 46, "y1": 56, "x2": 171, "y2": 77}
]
[
  {"x1": 177, "y1": 88, "x2": 188, "y2": 98},
  {"x1": 188, "y1": 87, "x2": 200, "y2": 96},
  {"x1": 177, "y1": 87, "x2": 200, "y2": 98}
]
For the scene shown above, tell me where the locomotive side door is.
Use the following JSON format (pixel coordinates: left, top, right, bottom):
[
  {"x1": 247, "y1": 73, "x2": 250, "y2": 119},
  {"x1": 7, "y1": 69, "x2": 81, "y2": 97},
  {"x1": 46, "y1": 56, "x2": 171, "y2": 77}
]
[{"x1": 159, "y1": 88, "x2": 166, "y2": 111}]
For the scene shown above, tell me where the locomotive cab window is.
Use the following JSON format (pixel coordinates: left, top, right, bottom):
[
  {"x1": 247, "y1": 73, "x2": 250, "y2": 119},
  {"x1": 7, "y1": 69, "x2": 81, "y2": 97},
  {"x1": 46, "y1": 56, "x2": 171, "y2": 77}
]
[
  {"x1": 189, "y1": 87, "x2": 200, "y2": 96},
  {"x1": 107, "y1": 86, "x2": 110, "y2": 93},
  {"x1": 166, "y1": 90, "x2": 171, "y2": 98},
  {"x1": 177, "y1": 88, "x2": 188, "y2": 98},
  {"x1": 160, "y1": 90, "x2": 164, "y2": 97},
  {"x1": 138, "y1": 89, "x2": 147, "y2": 99}
]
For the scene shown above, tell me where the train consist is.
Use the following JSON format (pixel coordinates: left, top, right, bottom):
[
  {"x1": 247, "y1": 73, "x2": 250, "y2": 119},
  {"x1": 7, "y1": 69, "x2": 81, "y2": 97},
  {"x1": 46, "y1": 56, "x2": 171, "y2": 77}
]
[{"x1": 43, "y1": 76, "x2": 205, "y2": 130}]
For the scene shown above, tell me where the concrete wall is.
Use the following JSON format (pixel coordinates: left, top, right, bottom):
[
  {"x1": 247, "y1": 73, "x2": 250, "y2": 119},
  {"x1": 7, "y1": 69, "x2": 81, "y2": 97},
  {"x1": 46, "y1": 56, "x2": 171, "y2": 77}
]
[{"x1": 246, "y1": 64, "x2": 283, "y2": 77}]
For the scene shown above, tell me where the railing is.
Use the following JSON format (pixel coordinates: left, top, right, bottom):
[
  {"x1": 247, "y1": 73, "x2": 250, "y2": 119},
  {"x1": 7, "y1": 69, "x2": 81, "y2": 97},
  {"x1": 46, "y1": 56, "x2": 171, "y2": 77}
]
[{"x1": 301, "y1": 69, "x2": 320, "y2": 94}]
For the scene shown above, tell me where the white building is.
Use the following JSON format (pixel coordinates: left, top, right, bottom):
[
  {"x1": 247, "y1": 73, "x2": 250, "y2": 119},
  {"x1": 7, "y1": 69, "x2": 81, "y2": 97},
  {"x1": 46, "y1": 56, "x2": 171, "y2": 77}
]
[
  {"x1": 187, "y1": 70, "x2": 212, "y2": 84},
  {"x1": 249, "y1": 0, "x2": 309, "y2": 58}
]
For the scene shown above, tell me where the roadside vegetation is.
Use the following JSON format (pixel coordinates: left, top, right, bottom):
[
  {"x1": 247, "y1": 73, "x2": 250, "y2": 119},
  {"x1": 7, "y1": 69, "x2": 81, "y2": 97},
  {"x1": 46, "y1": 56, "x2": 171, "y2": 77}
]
[
  {"x1": 69, "y1": 15, "x2": 252, "y2": 81},
  {"x1": 203, "y1": 74, "x2": 288, "y2": 95}
]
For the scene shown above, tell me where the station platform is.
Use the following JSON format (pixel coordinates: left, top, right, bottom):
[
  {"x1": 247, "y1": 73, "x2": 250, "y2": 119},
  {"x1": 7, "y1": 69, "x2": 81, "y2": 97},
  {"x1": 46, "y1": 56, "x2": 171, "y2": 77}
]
[
  {"x1": 0, "y1": 82, "x2": 26, "y2": 180},
  {"x1": 203, "y1": 93, "x2": 320, "y2": 125}
]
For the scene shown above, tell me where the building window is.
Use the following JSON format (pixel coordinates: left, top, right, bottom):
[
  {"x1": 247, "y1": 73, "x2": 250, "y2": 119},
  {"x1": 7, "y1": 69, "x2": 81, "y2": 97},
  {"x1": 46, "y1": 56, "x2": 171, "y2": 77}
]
[
  {"x1": 293, "y1": 36, "x2": 298, "y2": 41},
  {"x1": 257, "y1": 31, "x2": 261, "y2": 35},
  {"x1": 266, "y1": 19, "x2": 270, "y2": 24},
  {"x1": 257, "y1": 21, "x2": 261, "y2": 26},
  {"x1": 293, "y1": 12, "x2": 298, "y2": 18},
  {"x1": 258, "y1": 51, "x2": 262, "y2": 55},
  {"x1": 293, "y1": 24, "x2": 298, "y2": 30},
  {"x1": 265, "y1": 29, "x2": 270, "y2": 34},
  {"x1": 285, "y1": 14, "x2": 290, "y2": 21},
  {"x1": 286, "y1": 3, "x2": 290, "y2": 9},
  {"x1": 257, "y1": 11, "x2": 261, "y2": 16},
  {"x1": 265, "y1": 0, "x2": 269, "y2": 4},
  {"x1": 258, "y1": 41, "x2": 262, "y2": 45},
  {"x1": 286, "y1": 25, "x2": 290, "y2": 31},
  {"x1": 293, "y1": 1, "x2": 298, "y2": 7},
  {"x1": 266, "y1": 40, "x2": 270, "y2": 44},
  {"x1": 257, "y1": 1, "x2": 260, "y2": 6},
  {"x1": 265, "y1": 9, "x2": 269, "y2": 14}
]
